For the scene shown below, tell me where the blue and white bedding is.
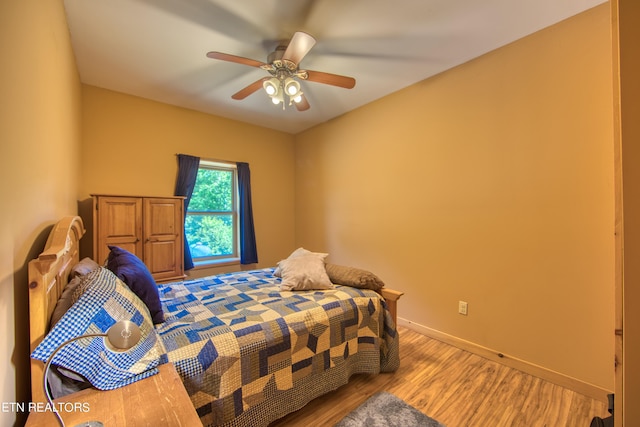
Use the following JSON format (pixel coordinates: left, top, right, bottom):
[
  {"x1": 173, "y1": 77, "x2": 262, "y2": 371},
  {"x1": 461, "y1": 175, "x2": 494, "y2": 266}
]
[
  {"x1": 31, "y1": 267, "x2": 163, "y2": 390},
  {"x1": 33, "y1": 266, "x2": 400, "y2": 427},
  {"x1": 156, "y1": 268, "x2": 399, "y2": 427}
]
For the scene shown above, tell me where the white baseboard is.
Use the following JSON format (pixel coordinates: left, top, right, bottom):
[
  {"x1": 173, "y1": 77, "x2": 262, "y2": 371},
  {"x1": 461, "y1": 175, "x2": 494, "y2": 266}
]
[{"x1": 397, "y1": 317, "x2": 612, "y2": 403}]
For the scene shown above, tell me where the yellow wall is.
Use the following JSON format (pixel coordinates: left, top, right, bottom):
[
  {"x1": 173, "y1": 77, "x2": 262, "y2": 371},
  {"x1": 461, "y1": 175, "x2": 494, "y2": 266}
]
[
  {"x1": 80, "y1": 86, "x2": 296, "y2": 274},
  {"x1": 295, "y1": 4, "x2": 614, "y2": 391},
  {"x1": 0, "y1": 0, "x2": 82, "y2": 425}
]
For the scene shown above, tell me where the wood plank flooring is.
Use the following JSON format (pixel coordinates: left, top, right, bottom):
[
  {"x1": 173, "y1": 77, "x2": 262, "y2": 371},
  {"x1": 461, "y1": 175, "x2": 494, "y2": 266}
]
[{"x1": 270, "y1": 326, "x2": 610, "y2": 427}]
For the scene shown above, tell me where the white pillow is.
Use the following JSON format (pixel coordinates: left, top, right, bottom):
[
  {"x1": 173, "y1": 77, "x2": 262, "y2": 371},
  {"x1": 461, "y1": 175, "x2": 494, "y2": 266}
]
[
  {"x1": 278, "y1": 254, "x2": 333, "y2": 291},
  {"x1": 273, "y1": 247, "x2": 328, "y2": 277}
]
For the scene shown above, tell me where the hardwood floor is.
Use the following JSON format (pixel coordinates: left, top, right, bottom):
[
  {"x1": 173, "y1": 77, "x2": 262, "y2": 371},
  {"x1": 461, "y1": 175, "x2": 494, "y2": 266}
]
[{"x1": 271, "y1": 326, "x2": 610, "y2": 427}]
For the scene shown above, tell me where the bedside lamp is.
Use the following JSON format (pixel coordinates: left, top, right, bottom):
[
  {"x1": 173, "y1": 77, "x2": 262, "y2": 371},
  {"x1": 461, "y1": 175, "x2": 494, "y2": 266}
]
[{"x1": 43, "y1": 320, "x2": 142, "y2": 427}]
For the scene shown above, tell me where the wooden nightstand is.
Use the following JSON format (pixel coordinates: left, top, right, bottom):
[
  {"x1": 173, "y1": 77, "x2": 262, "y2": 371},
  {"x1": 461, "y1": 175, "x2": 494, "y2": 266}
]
[{"x1": 25, "y1": 363, "x2": 202, "y2": 427}]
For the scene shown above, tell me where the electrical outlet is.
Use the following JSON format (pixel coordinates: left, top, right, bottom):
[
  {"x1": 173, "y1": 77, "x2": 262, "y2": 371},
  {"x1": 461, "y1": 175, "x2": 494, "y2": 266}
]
[{"x1": 458, "y1": 301, "x2": 468, "y2": 316}]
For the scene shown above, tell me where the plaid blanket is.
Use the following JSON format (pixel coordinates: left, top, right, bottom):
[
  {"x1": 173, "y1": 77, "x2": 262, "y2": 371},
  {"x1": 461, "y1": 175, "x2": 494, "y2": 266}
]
[{"x1": 156, "y1": 268, "x2": 399, "y2": 427}]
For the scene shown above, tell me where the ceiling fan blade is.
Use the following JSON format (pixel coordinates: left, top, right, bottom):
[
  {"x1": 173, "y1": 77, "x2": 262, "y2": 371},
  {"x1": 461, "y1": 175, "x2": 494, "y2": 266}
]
[
  {"x1": 282, "y1": 32, "x2": 316, "y2": 66},
  {"x1": 231, "y1": 78, "x2": 268, "y2": 100},
  {"x1": 305, "y1": 70, "x2": 356, "y2": 89},
  {"x1": 294, "y1": 94, "x2": 310, "y2": 111},
  {"x1": 206, "y1": 51, "x2": 266, "y2": 68}
]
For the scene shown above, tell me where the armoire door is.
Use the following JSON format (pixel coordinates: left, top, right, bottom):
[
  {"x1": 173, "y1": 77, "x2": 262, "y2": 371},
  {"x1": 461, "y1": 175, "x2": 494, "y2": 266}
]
[
  {"x1": 94, "y1": 196, "x2": 143, "y2": 265},
  {"x1": 143, "y1": 197, "x2": 184, "y2": 282}
]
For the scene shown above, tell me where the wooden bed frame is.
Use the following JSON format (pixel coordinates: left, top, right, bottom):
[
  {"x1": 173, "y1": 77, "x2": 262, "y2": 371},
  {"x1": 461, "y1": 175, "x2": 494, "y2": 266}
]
[
  {"x1": 27, "y1": 215, "x2": 403, "y2": 404},
  {"x1": 28, "y1": 216, "x2": 85, "y2": 404}
]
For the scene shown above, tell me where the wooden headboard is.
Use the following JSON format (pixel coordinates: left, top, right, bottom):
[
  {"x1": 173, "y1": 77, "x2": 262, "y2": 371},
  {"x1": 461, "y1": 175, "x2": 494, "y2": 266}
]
[{"x1": 28, "y1": 216, "x2": 85, "y2": 403}]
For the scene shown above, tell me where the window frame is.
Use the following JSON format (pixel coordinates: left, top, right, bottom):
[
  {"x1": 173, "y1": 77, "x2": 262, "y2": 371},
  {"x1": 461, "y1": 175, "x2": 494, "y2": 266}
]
[{"x1": 186, "y1": 159, "x2": 240, "y2": 267}]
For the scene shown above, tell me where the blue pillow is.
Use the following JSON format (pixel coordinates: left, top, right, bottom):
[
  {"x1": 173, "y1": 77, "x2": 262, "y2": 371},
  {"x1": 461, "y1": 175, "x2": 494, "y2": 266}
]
[
  {"x1": 31, "y1": 267, "x2": 163, "y2": 390},
  {"x1": 106, "y1": 246, "x2": 164, "y2": 324}
]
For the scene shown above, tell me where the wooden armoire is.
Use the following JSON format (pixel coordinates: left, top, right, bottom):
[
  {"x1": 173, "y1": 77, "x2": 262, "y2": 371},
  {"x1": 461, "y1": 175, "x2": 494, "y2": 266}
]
[{"x1": 92, "y1": 195, "x2": 185, "y2": 283}]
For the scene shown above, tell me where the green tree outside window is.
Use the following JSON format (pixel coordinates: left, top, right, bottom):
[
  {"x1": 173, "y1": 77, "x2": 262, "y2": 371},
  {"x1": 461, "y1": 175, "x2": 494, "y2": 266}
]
[{"x1": 186, "y1": 166, "x2": 238, "y2": 260}]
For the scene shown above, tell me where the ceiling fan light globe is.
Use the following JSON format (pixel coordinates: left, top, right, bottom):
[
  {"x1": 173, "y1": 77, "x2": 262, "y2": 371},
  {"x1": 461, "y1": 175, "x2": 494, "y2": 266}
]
[
  {"x1": 284, "y1": 78, "x2": 301, "y2": 97},
  {"x1": 293, "y1": 94, "x2": 302, "y2": 103},
  {"x1": 263, "y1": 78, "x2": 280, "y2": 97},
  {"x1": 272, "y1": 97, "x2": 281, "y2": 105}
]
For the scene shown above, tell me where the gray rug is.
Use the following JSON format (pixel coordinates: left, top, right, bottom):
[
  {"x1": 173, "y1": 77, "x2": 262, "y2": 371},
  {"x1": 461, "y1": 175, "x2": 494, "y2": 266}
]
[{"x1": 334, "y1": 391, "x2": 445, "y2": 427}]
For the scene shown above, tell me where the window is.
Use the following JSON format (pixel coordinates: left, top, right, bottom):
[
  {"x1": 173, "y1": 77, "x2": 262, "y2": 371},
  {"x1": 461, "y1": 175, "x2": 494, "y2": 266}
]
[{"x1": 185, "y1": 160, "x2": 239, "y2": 265}]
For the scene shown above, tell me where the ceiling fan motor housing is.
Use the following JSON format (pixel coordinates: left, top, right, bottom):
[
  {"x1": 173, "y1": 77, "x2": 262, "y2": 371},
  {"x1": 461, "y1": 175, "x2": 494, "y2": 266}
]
[{"x1": 267, "y1": 45, "x2": 287, "y2": 64}]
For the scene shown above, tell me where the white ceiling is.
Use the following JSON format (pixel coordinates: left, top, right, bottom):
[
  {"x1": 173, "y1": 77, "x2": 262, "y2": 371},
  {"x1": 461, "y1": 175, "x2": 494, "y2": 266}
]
[{"x1": 63, "y1": 0, "x2": 606, "y2": 134}]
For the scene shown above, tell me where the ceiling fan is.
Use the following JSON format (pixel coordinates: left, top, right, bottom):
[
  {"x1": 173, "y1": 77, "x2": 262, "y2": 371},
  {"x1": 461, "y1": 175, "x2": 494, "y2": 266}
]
[{"x1": 206, "y1": 31, "x2": 356, "y2": 111}]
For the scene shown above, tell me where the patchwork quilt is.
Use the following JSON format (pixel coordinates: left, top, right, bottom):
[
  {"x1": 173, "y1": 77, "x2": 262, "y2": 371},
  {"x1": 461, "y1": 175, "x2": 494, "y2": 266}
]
[{"x1": 156, "y1": 268, "x2": 400, "y2": 427}]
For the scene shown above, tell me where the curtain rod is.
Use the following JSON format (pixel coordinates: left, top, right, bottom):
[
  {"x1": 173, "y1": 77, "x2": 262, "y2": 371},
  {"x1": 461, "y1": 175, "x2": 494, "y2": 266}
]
[{"x1": 175, "y1": 153, "x2": 242, "y2": 165}]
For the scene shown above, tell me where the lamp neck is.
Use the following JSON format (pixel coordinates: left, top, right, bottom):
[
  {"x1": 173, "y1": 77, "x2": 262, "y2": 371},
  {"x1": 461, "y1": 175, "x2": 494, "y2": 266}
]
[{"x1": 43, "y1": 333, "x2": 107, "y2": 427}]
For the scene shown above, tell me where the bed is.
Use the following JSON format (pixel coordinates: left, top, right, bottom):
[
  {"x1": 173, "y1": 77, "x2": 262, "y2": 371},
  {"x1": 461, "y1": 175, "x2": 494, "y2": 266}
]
[{"x1": 28, "y1": 216, "x2": 403, "y2": 426}]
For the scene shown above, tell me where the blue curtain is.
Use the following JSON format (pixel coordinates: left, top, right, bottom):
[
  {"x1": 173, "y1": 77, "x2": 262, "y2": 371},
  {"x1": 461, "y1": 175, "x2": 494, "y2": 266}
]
[
  {"x1": 174, "y1": 154, "x2": 200, "y2": 270},
  {"x1": 237, "y1": 162, "x2": 258, "y2": 264}
]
